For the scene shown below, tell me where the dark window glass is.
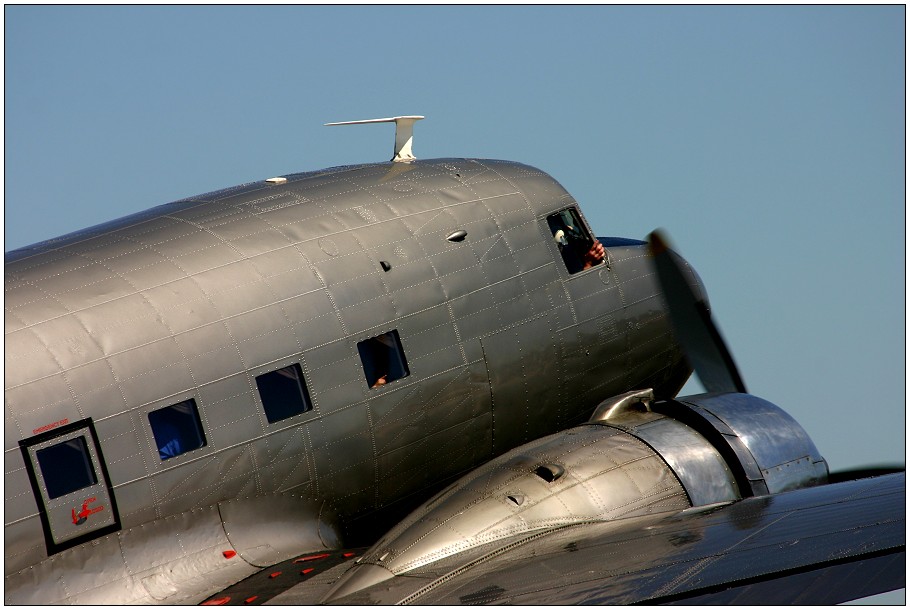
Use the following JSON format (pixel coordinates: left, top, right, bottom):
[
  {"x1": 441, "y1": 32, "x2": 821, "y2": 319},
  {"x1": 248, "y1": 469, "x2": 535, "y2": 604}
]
[
  {"x1": 256, "y1": 363, "x2": 313, "y2": 424},
  {"x1": 358, "y1": 330, "x2": 410, "y2": 389},
  {"x1": 148, "y1": 399, "x2": 206, "y2": 460},
  {"x1": 36, "y1": 437, "x2": 98, "y2": 500},
  {"x1": 546, "y1": 208, "x2": 602, "y2": 274}
]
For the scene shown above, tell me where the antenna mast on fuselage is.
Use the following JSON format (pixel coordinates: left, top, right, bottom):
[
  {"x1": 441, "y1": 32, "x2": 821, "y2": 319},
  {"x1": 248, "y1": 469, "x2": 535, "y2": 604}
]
[{"x1": 325, "y1": 115, "x2": 425, "y2": 162}]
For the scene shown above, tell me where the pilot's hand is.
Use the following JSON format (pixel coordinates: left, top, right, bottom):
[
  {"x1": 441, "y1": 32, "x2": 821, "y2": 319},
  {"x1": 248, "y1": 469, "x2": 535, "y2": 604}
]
[
  {"x1": 583, "y1": 240, "x2": 605, "y2": 269},
  {"x1": 372, "y1": 375, "x2": 388, "y2": 388}
]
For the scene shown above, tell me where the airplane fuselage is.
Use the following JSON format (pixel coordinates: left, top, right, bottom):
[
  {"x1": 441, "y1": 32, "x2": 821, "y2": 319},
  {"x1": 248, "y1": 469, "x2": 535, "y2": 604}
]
[{"x1": 5, "y1": 158, "x2": 695, "y2": 602}]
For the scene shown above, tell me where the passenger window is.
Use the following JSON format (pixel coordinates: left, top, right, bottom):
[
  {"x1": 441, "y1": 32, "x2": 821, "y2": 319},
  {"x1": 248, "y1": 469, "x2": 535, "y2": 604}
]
[
  {"x1": 35, "y1": 437, "x2": 98, "y2": 499},
  {"x1": 546, "y1": 208, "x2": 603, "y2": 274},
  {"x1": 148, "y1": 399, "x2": 207, "y2": 460},
  {"x1": 256, "y1": 363, "x2": 313, "y2": 423},
  {"x1": 358, "y1": 330, "x2": 410, "y2": 388}
]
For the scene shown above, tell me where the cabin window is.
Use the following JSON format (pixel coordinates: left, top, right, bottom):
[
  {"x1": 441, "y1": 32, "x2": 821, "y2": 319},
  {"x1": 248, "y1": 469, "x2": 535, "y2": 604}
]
[
  {"x1": 148, "y1": 399, "x2": 207, "y2": 460},
  {"x1": 358, "y1": 330, "x2": 410, "y2": 388},
  {"x1": 256, "y1": 363, "x2": 313, "y2": 423},
  {"x1": 35, "y1": 436, "x2": 98, "y2": 499},
  {"x1": 546, "y1": 207, "x2": 603, "y2": 274}
]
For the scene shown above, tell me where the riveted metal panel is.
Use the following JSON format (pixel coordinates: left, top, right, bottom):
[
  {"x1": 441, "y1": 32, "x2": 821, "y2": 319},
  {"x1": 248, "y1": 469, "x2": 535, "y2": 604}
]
[
  {"x1": 171, "y1": 240, "x2": 244, "y2": 277},
  {"x1": 377, "y1": 411, "x2": 493, "y2": 508},
  {"x1": 203, "y1": 393, "x2": 261, "y2": 448},
  {"x1": 403, "y1": 317, "x2": 459, "y2": 361},
  {"x1": 52, "y1": 272, "x2": 133, "y2": 309},
  {"x1": 11, "y1": 250, "x2": 88, "y2": 281},
  {"x1": 142, "y1": 277, "x2": 223, "y2": 334},
  {"x1": 3, "y1": 517, "x2": 45, "y2": 576},
  {"x1": 62, "y1": 360, "x2": 124, "y2": 420},
  {"x1": 6, "y1": 532, "x2": 123, "y2": 604},
  {"x1": 207, "y1": 211, "x2": 280, "y2": 244},
  {"x1": 152, "y1": 446, "x2": 257, "y2": 516},
  {"x1": 422, "y1": 361, "x2": 491, "y2": 435},
  {"x1": 180, "y1": 332, "x2": 246, "y2": 385},
  {"x1": 352, "y1": 219, "x2": 413, "y2": 252},
  {"x1": 451, "y1": 292, "x2": 501, "y2": 341},
  {"x1": 482, "y1": 314, "x2": 559, "y2": 453},
  {"x1": 250, "y1": 424, "x2": 312, "y2": 493},
  {"x1": 87, "y1": 242, "x2": 187, "y2": 289},
  {"x1": 4, "y1": 308, "x2": 26, "y2": 333},
  {"x1": 6, "y1": 374, "x2": 76, "y2": 437},
  {"x1": 139, "y1": 223, "x2": 213, "y2": 257},
  {"x1": 288, "y1": 301, "x2": 346, "y2": 351},
  {"x1": 429, "y1": 242, "x2": 478, "y2": 279},
  {"x1": 339, "y1": 291, "x2": 397, "y2": 336},
  {"x1": 77, "y1": 292, "x2": 172, "y2": 355},
  {"x1": 275, "y1": 211, "x2": 345, "y2": 245},
  {"x1": 30, "y1": 255, "x2": 119, "y2": 295},
  {"x1": 348, "y1": 424, "x2": 688, "y2": 583},
  {"x1": 96, "y1": 413, "x2": 147, "y2": 483},
  {"x1": 192, "y1": 260, "x2": 276, "y2": 318},
  {"x1": 113, "y1": 340, "x2": 194, "y2": 408},
  {"x1": 384, "y1": 266, "x2": 447, "y2": 319},
  {"x1": 5, "y1": 328, "x2": 62, "y2": 387},
  {"x1": 226, "y1": 305, "x2": 300, "y2": 367},
  {"x1": 312, "y1": 433, "x2": 373, "y2": 502},
  {"x1": 5, "y1": 293, "x2": 71, "y2": 327},
  {"x1": 311, "y1": 378, "x2": 365, "y2": 419},
  {"x1": 112, "y1": 478, "x2": 156, "y2": 527},
  {"x1": 26, "y1": 315, "x2": 101, "y2": 372},
  {"x1": 4, "y1": 452, "x2": 38, "y2": 523},
  {"x1": 408, "y1": 344, "x2": 464, "y2": 382},
  {"x1": 371, "y1": 383, "x2": 432, "y2": 455}
]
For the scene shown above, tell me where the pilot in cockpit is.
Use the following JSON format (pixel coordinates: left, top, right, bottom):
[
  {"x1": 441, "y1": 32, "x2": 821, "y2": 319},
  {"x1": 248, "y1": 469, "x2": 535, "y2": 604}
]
[{"x1": 547, "y1": 208, "x2": 605, "y2": 274}]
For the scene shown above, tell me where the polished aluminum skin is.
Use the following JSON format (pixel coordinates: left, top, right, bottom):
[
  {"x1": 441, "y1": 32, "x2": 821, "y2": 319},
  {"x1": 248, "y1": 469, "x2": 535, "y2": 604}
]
[
  {"x1": 323, "y1": 422, "x2": 692, "y2": 600},
  {"x1": 5, "y1": 157, "x2": 693, "y2": 603},
  {"x1": 6, "y1": 139, "x2": 890, "y2": 606},
  {"x1": 316, "y1": 473, "x2": 903, "y2": 605},
  {"x1": 323, "y1": 385, "x2": 830, "y2": 601},
  {"x1": 674, "y1": 393, "x2": 829, "y2": 495}
]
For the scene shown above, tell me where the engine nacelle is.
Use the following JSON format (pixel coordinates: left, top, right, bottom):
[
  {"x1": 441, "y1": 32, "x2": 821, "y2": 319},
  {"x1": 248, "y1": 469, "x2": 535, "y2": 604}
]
[{"x1": 322, "y1": 391, "x2": 828, "y2": 602}]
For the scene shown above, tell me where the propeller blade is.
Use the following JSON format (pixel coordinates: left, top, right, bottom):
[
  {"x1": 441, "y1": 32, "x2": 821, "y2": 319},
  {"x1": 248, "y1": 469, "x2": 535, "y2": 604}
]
[{"x1": 647, "y1": 230, "x2": 747, "y2": 394}]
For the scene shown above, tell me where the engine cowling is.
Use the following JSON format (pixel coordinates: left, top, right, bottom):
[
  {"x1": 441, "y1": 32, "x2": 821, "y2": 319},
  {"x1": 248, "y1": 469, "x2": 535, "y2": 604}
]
[{"x1": 322, "y1": 390, "x2": 828, "y2": 602}]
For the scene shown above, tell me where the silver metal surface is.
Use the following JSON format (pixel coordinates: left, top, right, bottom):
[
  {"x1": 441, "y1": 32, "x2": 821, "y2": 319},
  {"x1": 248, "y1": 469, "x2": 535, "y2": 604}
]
[
  {"x1": 325, "y1": 473, "x2": 904, "y2": 605},
  {"x1": 4, "y1": 142, "x2": 867, "y2": 606},
  {"x1": 5, "y1": 156, "x2": 693, "y2": 602},
  {"x1": 589, "y1": 388, "x2": 655, "y2": 422},
  {"x1": 678, "y1": 393, "x2": 829, "y2": 494},
  {"x1": 323, "y1": 423, "x2": 691, "y2": 600},
  {"x1": 596, "y1": 409, "x2": 740, "y2": 506}
]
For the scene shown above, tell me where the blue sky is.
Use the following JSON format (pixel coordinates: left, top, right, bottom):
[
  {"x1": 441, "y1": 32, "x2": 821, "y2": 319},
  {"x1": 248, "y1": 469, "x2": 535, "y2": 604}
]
[{"x1": 5, "y1": 6, "x2": 905, "y2": 600}]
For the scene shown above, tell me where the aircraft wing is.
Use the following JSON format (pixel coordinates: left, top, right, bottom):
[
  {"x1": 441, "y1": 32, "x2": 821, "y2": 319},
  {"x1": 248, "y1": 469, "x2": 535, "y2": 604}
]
[{"x1": 296, "y1": 472, "x2": 902, "y2": 605}]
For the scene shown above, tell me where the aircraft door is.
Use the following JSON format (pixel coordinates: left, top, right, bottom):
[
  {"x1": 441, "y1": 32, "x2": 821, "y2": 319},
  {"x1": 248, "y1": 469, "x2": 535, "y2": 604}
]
[{"x1": 20, "y1": 419, "x2": 120, "y2": 554}]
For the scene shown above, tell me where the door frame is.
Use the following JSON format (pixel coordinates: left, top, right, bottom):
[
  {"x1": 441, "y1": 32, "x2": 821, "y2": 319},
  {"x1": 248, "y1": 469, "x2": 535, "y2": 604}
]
[{"x1": 19, "y1": 418, "x2": 121, "y2": 555}]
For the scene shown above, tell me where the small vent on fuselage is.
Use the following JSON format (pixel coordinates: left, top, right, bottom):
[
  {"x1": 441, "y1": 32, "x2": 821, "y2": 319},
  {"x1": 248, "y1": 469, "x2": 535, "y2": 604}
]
[
  {"x1": 534, "y1": 464, "x2": 565, "y2": 483},
  {"x1": 506, "y1": 494, "x2": 525, "y2": 506}
]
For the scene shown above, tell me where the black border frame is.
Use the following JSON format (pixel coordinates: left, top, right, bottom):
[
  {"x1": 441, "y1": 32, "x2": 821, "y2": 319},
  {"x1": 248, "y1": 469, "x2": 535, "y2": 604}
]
[{"x1": 19, "y1": 418, "x2": 122, "y2": 555}]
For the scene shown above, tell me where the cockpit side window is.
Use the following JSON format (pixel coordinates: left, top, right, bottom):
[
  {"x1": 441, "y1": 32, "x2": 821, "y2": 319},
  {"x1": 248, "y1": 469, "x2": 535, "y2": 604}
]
[{"x1": 546, "y1": 208, "x2": 603, "y2": 274}]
